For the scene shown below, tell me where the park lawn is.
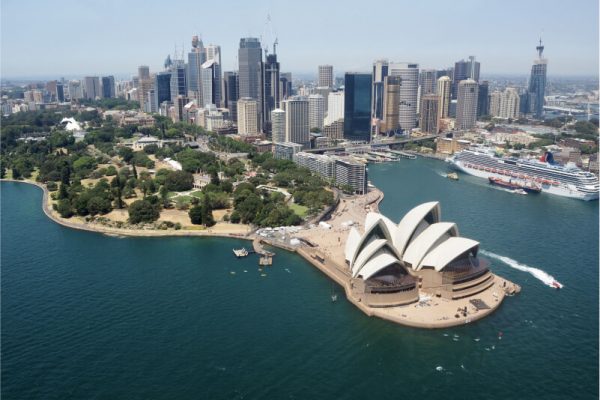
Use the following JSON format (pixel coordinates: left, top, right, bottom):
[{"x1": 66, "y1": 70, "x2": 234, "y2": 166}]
[
  {"x1": 190, "y1": 190, "x2": 204, "y2": 199},
  {"x1": 174, "y1": 195, "x2": 194, "y2": 204},
  {"x1": 289, "y1": 203, "x2": 308, "y2": 218}
]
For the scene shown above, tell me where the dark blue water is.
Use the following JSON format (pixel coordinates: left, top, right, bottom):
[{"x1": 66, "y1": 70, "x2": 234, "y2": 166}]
[{"x1": 2, "y1": 163, "x2": 598, "y2": 399}]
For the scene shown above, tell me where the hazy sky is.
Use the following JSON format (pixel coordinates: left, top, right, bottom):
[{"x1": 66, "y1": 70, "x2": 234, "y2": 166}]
[{"x1": 1, "y1": 0, "x2": 598, "y2": 79}]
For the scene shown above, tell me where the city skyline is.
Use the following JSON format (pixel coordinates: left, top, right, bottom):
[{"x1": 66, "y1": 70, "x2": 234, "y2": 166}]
[{"x1": 1, "y1": 0, "x2": 599, "y2": 79}]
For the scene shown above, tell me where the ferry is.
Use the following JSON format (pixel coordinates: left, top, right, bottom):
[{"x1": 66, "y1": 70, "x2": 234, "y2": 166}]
[{"x1": 448, "y1": 148, "x2": 599, "y2": 201}]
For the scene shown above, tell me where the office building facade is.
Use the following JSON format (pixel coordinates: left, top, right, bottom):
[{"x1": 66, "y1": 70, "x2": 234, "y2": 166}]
[
  {"x1": 456, "y1": 79, "x2": 479, "y2": 130},
  {"x1": 344, "y1": 73, "x2": 372, "y2": 142},
  {"x1": 318, "y1": 65, "x2": 334, "y2": 88},
  {"x1": 388, "y1": 63, "x2": 419, "y2": 132},
  {"x1": 437, "y1": 76, "x2": 451, "y2": 119}
]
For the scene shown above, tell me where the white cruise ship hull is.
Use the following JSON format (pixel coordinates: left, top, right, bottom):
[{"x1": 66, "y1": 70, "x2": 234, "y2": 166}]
[{"x1": 451, "y1": 159, "x2": 599, "y2": 201}]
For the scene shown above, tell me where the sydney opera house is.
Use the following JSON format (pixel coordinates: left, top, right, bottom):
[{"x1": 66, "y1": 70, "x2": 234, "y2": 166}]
[{"x1": 344, "y1": 202, "x2": 494, "y2": 308}]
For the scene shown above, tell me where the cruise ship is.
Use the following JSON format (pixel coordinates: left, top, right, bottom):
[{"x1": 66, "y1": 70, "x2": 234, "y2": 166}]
[{"x1": 448, "y1": 148, "x2": 599, "y2": 201}]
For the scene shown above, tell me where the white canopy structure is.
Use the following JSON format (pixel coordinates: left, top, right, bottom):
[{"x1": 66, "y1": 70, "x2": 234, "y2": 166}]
[
  {"x1": 394, "y1": 202, "x2": 441, "y2": 256},
  {"x1": 402, "y1": 222, "x2": 458, "y2": 270},
  {"x1": 418, "y1": 237, "x2": 479, "y2": 272}
]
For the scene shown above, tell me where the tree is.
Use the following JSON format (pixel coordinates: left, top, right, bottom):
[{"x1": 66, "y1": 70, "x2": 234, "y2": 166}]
[
  {"x1": 159, "y1": 185, "x2": 170, "y2": 208},
  {"x1": 132, "y1": 164, "x2": 138, "y2": 179},
  {"x1": 128, "y1": 200, "x2": 159, "y2": 224},
  {"x1": 202, "y1": 195, "x2": 215, "y2": 227},
  {"x1": 118, "y1": 147, "x2": 134, "y2": 164},
  {"x1": 189, "y1": 205, "x2": 203, "y2": 225},
  {"x1": 164, "y1": 170, "x2": 194, "y2": 191},
  {"x1": 56, "y1": 199, "x2": 73, "y2": 218},
  {"x1": 87, "y1": 196, "x2": 111, "y2": 216}
]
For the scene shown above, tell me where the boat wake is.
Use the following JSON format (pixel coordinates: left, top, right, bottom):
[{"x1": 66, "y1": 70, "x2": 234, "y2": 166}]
[{"x1": 480, "y1": 250, "x2": 563, "y2": 289}]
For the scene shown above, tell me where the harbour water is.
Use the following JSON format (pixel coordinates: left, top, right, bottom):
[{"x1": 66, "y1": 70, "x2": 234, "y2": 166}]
[{"x1": 2, "y1": 158, "x2": 598, "y2": 399}]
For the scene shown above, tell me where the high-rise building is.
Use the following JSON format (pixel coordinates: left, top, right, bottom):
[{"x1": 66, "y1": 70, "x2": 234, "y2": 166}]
[
  {"x1": 388, "y1": 63, "x2": 419, "y2": 132},
  {"x1": 137, "y1": 66, "x2": 153, "y2": 110},
  {"x1": 318, "y1": 65, "x2": 334, "y2": 88},
  {"x1": 188, "y1": 35, "x2": 207, "y2": 105},
  {"x1": 528, "y1": 39, "x2": 548, "y2": 119},
  {"x1": 456, "y1": 79, "x2": 479, "y2": 130},
  {"x1": 308, "y1": 94, "x2": 325, "y2": 131},
  {"x1": 271, "y1": 108, "x2": 286, "y2": 143},
  {"x1": 170, "y1": 59, "x2": 187, "y2": 101},
  {"x1": 263, "y1": 51, "x2": 281, "y2": 133},
  {"x1": 56, "y1": 82, "x2": 65, "y2": 102},
  {"x1": 101, "y1": 76, "x2": 115, "y2": 99},
  {"x1": 420, "y1": 94, "x2": 440, "y2": 134},
  {"x1": 452, "y1": 56, "x2": 480, "y2": 99},
  {"x1": 238, "y1": 38, "x2": 263, "y2": 129},
  {"x1": 489, "y1": 88, "x2": 520, "y2": 120},
  {"x1": 419, "y1": 69, "x2": 437, "y2": 95},
  {"x1": 437, "y1": 76, "x2": 452, "y2": 119},
  {"x1": 201, "y1": 60, "x2": 220, "y2": 107},
  {"x1": 279, "y1": 72, "x2": 292, "y2": 100},
  {"x1": 344, "y1": 73, "x2": 372, "y2": 142},
  {"x1": 46, "y1": 81, "x2": 58, "y2": 102},
  {"x1": 83, "y1": 76, "x2": 101, "y2": 100},
  {"x1": 154, "y1": 72, "x2": 172, "y2": 112},
  {"x1": 237, "y1": 97, "x2": 259, "y2": 135},
  {"x1": 205, "y1": 44, "x2": 222, "y2": 106},
  {"x1": 325, "y1": 91, "x2": 344, "y2": 125},
  {"x1": 371, "y1": 60, "x2": 389, "y2": 121},
  {"x1": 282, "y1": 96, "x2": 310, "y2": 147},
  {"x1": 380, "y1": 76, "x2": 400, "y2": 134},
  {"x1": 68, "y1": 80, "x2": 83, "y2": 100},
  {"x1": 223, "y1": 71, "x2": 239, "y2": 120},
  {"x1": 477, "y1": 81, "x2": 489, "y2": 117}
]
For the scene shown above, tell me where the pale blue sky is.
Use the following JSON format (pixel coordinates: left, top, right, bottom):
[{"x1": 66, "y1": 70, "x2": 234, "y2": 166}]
[{"x1": 1, "y1": 0, "x2": 598, "y2": 79}]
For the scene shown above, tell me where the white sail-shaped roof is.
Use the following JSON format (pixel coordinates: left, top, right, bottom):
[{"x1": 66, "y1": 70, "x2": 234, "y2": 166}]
[
  {"x1": 345, "y1": 227, "x2": 362, "y2": 262},
  {"x1": 356, "y1": 252, "x2": 399, "y2": 280},
  {"x1": 419, "y1": 237, "x2": 479, "y2": 272},
  {"x1": 402, "y1": 222, "x2": 458, "y2": 270},
  {"x1": 351, "y1": 238, "x2": 387, "y2": 276},
  {"x1": 349, "y1": 216, "x2": 397, "y2": 266},
  {"x1": 395, "y1": 202, "x2": 441, "y2": 256}
]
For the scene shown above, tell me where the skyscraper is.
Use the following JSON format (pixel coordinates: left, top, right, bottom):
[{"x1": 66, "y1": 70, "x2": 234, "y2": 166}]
[
  {"x1": 138, "y1": 66, "x2": 153, "y2": 110},
  {"x1": 437, "y1": 76, "x2": 451, "y2": 119},
  {"x1": 201, "y1": 60, "x2": 220, "y2": 106},
  {"x1": 263, "y1": 50, "x2": 281, "y2": 133},
  {"x1": 170, "y1": 59, "x2": 187, "y2": 101},
  {"x1": 101, "y1": 76, "x2": 115, "y2": 98},
  {"x1": 380, "y1": 75, "x2": 400, "y2": 134},
  {"x1": 419, "y1": 69, "x2": 437, "y2": 96},
  {"x1": 477, "y1": 81, "x2": 489, "y2": 117},
  {"x1": 154, "y1": 72, "x2": 172, "y2": 112},
  {"x1": 388, "y1": 63, "x2": 419, "y2": 132},
  {"x1": 283, "y1": 96, "x2": 310, "y2": 147},
  {"x1": 271, "y1": 108, "x2": 286, "y2": 143},
  {"x1": 528, "y1": 39, "x2": 548, "y2": 119},
  {"x1": 202, "y1": 44, "x2": 222, "y2": 107},
  {"x1": 280, "y1": 72, "x2": 293, "y2": 101},
  {"x1": 489, "y1": 88, "x2": 520, "y2": 119},
  {"x1": 344, "y1": 73, "x2": 372, "y2": 142},
  {"x1": 419, "y1": 94, "x2": 440, "y2": 134},
  {"x1": 188, "y1": 35, "x2": 207, "y2": 105},
  {"x1": 68, "y1": 80, "x2": 83, "y2": 100},
  {"x1": 318, "y1": 65, "x2": 334, "y2": 88},
  {"x1": 223, "y1": 71, "x2": 239, "y2": 120},
  {"x1": 238, "y1": 38, "x2": 263, "y2": 129},
  {"x1": 324, "y1": 91, "x2": 344, "y2": 125},
  {"x1": 83, "y1": 76, "x2": 101, "y2": 100},
  {"x1": 237, "y1": 98, "x2": 259, "y2": 136},
  {"x1": 308, "y1": 94, "x2": 325, "y2": 131},
  {"x1": 371, "y1": 60, "x2": 388, "y2": 121},
  {"x1": 452, "y1": 56, "x2": 480, "y2": 99},
  {"x1": 456, "y1": 79, "x2": 479, "y2": 130}
]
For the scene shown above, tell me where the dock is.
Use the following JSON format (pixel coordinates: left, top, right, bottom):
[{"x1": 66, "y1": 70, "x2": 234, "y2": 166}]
[{"x1": 387, "y1": 149, "x2": 417, "y2": 159}]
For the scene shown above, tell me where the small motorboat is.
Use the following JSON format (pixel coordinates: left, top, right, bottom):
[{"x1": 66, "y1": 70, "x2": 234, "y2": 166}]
[
  {"x1": 447, "y1": 172, "x2": 459, "y2": 181},
  {"x1": 551, "y1": 280, "x2": 563, "y2": 290}
]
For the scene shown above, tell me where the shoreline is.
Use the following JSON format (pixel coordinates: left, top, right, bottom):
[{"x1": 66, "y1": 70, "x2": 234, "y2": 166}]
[
  {"x1": 3, "y1": 178, "x2": 517, "y2": 329},
  {"x1": 0, "y1": 179, "x2": 254, "y2": 240}
]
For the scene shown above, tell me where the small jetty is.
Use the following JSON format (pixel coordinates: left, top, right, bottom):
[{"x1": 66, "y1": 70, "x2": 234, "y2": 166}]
[
  {"x1": 387, "y1": 150, "x2": 417, "y2": 159},
  {"x1": 252, "y1": 237, "x2": 276, "y2": 266}
]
